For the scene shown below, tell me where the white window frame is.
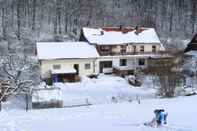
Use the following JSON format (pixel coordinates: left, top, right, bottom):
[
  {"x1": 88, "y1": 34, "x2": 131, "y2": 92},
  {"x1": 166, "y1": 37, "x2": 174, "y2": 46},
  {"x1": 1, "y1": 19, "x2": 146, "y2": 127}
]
[
  {"x1": 53, "y1": 64, "x2": 61, "y2": 69},
  {"x1": 120, "y1": 59, "x2": 127, "y2": 66},
  {"x1": 138, "y1": 59, "x2": 145, "y2": 66},
  {"x1": 85, "y1": 63, "x2": 91, "y2": 70}
]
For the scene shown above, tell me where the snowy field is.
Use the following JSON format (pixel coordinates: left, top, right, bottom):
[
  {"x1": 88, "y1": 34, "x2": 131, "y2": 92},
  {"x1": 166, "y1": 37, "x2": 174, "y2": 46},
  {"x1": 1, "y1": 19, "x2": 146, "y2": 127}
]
[
  {"x1": 0, "y1": 95, "x2": 196, "y2": 131},
  {"x1": 1, "y1": 74, "x2": 196, "y2": 131},
  {"x1": 54, "y1": 75, "x2": 156, "y2": 106}
]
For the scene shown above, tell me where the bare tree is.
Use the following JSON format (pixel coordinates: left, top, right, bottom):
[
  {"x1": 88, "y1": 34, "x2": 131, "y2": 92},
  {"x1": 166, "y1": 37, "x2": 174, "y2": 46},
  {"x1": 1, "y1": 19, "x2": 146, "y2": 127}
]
[
  {"x1": 0, "y1": 54, "x2": 39, "y2": 110},
  {"x1": 145, "y1": 54, "x2": 184, "y2": 97}
]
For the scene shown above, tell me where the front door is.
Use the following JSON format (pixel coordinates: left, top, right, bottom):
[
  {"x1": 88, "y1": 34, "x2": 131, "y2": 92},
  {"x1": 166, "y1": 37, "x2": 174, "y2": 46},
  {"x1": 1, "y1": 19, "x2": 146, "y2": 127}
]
[{"x1": 74, "y1": 64, "x2": 79, "y2": 75}]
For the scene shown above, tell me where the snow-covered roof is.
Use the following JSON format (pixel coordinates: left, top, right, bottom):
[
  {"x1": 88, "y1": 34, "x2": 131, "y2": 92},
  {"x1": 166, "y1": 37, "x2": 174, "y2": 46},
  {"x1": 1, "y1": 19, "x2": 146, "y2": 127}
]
[
  {"x1": 36, "y1": 42, "x2": 99, "y2": 60},
  {"x1": 82, "y1": 27, "x2": 161, "y2": 45},
  {"x1": 51, "y1": 68, "x2": 76, "y2": 74},
  {"x1": 32, "y1": 88, "x2": 62, "y2": 102}
]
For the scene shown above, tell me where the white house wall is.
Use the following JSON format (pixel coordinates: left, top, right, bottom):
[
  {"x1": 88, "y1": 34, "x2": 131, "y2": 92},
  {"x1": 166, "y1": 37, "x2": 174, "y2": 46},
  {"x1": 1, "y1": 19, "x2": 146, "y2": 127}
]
[
  {"x1": 40, "y1": 59, "x2": 98, "y2": 79},
  {"x1": 96, "y1": 57, "x2": 146, "y2": 73}
]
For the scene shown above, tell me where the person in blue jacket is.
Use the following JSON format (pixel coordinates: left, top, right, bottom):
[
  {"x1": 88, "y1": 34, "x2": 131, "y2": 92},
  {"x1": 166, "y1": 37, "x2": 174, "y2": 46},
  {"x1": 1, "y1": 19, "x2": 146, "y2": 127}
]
[{"x1": 154, "y1": 109, "x2": 168, "y2": 126}]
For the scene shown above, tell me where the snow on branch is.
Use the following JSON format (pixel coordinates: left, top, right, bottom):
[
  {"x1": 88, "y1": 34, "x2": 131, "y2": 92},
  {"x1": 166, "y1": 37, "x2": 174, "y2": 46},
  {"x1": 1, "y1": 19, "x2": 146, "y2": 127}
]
[{"x1": 0, "y1": 54, "x2": 39, "y2": 103}]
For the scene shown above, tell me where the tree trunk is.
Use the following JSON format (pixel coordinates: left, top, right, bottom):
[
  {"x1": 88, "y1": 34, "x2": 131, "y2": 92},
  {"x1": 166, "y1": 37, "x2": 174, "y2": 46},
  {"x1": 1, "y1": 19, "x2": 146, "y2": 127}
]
[
  {"x1": 17, "y1": 0, "x2": 21, "y2": 40},
  {"x1": 32, "y1": 0, "x2": 36, "y2": 31},
  {"x1": 1, "y1": 6, "x2": 6, "y2": 38},
  {"x1": 25, "y1": 93, "x2": 28, "y2": 111}
]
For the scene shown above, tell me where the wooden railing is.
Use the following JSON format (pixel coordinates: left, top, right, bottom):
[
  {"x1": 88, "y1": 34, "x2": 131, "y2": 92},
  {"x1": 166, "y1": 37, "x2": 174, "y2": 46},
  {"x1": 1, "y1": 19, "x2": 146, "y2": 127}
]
[{"x1": 98, "y1": 51, "x2": 166, "y2": 56}]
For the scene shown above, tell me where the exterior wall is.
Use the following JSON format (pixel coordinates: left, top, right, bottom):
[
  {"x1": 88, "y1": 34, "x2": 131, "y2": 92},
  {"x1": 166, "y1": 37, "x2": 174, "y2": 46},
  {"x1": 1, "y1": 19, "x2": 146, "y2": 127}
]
[
  {"x1": 96, "y1": 56, "x2": 148, "y2": 73},
  {"x1": 40, "y1": 59, "x2": 97, "y2": 79},
  {"x1": 116, "y1": 57, "x2": 147, "y2": 70}
]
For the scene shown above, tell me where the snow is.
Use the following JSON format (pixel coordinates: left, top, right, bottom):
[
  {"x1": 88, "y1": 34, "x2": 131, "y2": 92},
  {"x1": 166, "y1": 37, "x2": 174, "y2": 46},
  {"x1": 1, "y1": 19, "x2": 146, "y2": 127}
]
[
  {"x1": 51, "y1": 67, "x2": 76, "y2": 74},
  {"x1": 53, "y1": 75, "x2": 156, "y2": 106},
  {"x1": 36, "y1": 42, "x2": 99, "y2": 60},
  {"x1": 82, "y1": 27, "x2": 161, "y2": 45},
  {"x1": 0, "y1": 75, "x2": 196, "y2": 131},
  {"x1": 0, "y1": 94, "x2": 197, "y2": 131},
  {"x1": 32, "y1": 88, "x2": 62, "y2": 102}
]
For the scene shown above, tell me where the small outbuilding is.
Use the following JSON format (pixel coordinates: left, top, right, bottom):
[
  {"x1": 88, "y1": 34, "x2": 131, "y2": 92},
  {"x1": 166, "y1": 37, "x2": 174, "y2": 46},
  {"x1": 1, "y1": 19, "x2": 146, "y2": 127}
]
[{"x1": 31, "y1": 88, "x2": 63, "y2": 109}]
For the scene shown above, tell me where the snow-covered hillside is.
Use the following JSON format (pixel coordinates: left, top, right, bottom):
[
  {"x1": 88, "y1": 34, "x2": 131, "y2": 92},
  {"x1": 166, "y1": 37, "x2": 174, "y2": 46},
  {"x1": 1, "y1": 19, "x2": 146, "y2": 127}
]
[{"x1": 0, "y1": 95, "x2": 196, "y2": 131}]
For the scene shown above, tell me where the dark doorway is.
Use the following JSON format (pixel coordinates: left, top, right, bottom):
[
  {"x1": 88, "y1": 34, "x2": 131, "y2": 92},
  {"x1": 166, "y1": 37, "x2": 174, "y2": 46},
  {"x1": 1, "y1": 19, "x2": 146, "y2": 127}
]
[
  {"x1": 74, "y1": 64, "x2": 79, "y2": 75},
  {"x1": 99, "y1": 61, "x2": 112, "y2": 73}
]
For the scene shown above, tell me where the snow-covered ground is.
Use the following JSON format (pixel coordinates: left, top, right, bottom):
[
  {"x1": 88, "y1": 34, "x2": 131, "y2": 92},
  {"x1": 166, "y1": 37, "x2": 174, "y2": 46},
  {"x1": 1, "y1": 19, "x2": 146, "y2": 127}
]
[
  {"x1": 54, "y1": 75, "x2": 156, "y2": 106},
  {"x1": 1, "y1": 74, "x2": 196, "y2": 131},
  {"x1": 0, "y1": 95, "x2": 196, "y2": 131}
]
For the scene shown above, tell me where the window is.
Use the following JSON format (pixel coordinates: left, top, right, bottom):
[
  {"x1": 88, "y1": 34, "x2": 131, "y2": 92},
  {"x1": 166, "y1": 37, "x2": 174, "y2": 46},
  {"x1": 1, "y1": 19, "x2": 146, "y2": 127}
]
[
  {"x1": 85, "y1": 63, "x2": 91, "y2": 69},
  {"x1": 101, "y1": 61, "x2": 112, "y2": 68},
  {"x1": 138, "y1": 59, "x2": 145, "y2": 66},
  {"x1": 140, "y1": 45, "x2": 144, "y2": 52},
  {"x1": 152, "y1": 45, "x2": 156, "y2": 52},
  {"x1": 120, "y1": 59, "x2": 127, "y2": 66},
  {"x1": 53, "y1": 64, "x2": 61, "y2": 69}
]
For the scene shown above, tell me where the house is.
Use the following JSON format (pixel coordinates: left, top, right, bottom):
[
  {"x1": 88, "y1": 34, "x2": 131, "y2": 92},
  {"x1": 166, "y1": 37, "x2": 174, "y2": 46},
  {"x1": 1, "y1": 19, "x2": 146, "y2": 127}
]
[
  {"x1": 184, "y1": 34, "x2": 197, "y2": 57},
  {"x1": 184, "y1": 34, "x2": 197, "y2": 79},
  {"x1": 36, "y1": 42, "x2": 99, "y2": 84},
  {"x1": 80, "y1": 26, "x2": 165, "y2": 75}
]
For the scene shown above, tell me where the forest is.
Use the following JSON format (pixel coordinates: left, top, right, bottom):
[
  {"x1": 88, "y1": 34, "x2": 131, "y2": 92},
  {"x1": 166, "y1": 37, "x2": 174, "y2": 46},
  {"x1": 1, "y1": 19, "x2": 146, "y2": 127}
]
[{"x1": 0, "y1": 0, "x2": 196, "y2": 54}]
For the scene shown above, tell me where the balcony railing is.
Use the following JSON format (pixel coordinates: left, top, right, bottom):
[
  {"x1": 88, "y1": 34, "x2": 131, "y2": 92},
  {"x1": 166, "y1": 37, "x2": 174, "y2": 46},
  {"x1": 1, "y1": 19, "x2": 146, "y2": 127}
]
[{"x1": 98, "y1": 51, "x2": 164, "y2": 56}]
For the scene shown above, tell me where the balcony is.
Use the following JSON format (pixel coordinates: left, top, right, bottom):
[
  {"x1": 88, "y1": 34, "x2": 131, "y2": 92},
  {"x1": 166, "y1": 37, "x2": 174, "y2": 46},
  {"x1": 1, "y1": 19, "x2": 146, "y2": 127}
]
[{"x1": 98, "y1": 51, "x2": 162, "y2": 56}]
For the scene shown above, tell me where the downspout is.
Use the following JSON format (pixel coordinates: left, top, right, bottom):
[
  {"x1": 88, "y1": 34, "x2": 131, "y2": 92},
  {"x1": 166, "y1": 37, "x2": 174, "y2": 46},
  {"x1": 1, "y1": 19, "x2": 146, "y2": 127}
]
[{"x1": 93, "y1": 57, "x2": 98, "y2": 74}]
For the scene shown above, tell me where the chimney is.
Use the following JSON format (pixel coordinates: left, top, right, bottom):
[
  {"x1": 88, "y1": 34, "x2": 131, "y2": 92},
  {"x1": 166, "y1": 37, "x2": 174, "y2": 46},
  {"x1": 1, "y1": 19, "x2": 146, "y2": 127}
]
[
  {"x1": 100, "y1": 30, "x2": 104, "y2": 35},
  {"x1": 135, "y1": 25, "x2": 141, "y2": 35},
  {"x1": 119, "y1": 25, "x2": 123, "y2": 31}
]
